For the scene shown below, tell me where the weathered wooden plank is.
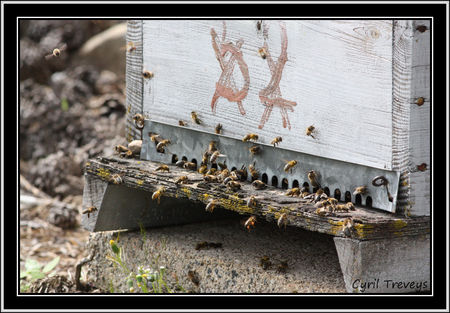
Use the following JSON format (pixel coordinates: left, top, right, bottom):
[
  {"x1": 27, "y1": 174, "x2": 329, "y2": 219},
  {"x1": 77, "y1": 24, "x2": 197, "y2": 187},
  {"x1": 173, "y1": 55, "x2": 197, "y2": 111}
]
[
  {"x1": 125, "y1": 20, "x2": 143, "y2": 142},
  {"x1": 142, "y1": 20, "x2": 394, "y2": 171},
  {"x1": 83, "y1": 156, "x2": 430, "y2": 241}
]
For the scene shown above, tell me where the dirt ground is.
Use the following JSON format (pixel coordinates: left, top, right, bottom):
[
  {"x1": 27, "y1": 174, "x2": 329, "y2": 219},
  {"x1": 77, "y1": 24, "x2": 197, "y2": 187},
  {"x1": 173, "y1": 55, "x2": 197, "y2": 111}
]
[{"x1": 20, "y1": 20, "x2": 127, "y2": 293}]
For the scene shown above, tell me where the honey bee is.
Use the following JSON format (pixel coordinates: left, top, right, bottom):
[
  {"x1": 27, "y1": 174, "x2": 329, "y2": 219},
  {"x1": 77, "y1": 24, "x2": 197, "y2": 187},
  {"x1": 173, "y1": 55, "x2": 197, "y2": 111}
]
[
  {"x1": 203, "y1": 175, "x2": 218, "y2": 183},
  {"x1": 271, "y1": 136, "x2": 282, "y2": 147},
  {"x1": 353, "y1": 186, "x2": 368, "y2": 195},
  {"x1": 45, "y1": 43, "x2": 67, "y2": 59},
  {"x1": 109, "y1": 173, "x2": 123, "y2": 185},
  {"x1": 206, "y1": 168, "x2": 217, "y2": 176},
  {"x1": 174, "y1": 176, "x2": 188, "y2": 184},
  {"x1": 244, "y1": 216, "x2": 257, "y2": 231},
  {"x1": 246, "y1": 196, "x2": 258, "y2": 208},
  {"x1": 346, "y1": 202, "x2": 356, "y2": 211},
  {"x1": 259, "y1": 256, "x2": 272, "y2": 270},
  {"x1": 187, "y1": 270, "x2": 200, "y2": 286},
  {"x1": 175, "y1": 160, "x2": 186, "y2": 168},
  {"x1": 217, "y1": 168, "x2": 230, "y2": 181},
  {"x1": 252, "y1": 180, "x2": 266, "y2": 190},
  {"x1": 223, "y1": 177, "x2": 233, "y2": 185},
  {"x1": 226, "y1": 180, "x2": 241, "y2": 191},
  {"x1": 342, "y1": 218, "x2": 355, "y2": 237},
  {"x1": 179, "y1": 120, "x2": 188, "y2": 126},
  {"x1": 132, "y1": 113, "x2": 145, "y2": 129},
  {"x1": 315, "y1": 206, "x2": 329, "y2": 216},
  {"x1": 198, "y1": 164, "x2": 208, "y2": 175},
  {"x1": 208, "y1": 141, "x2": 217, "y2": 153},
  {"x1": 229, "y1": 171, "x2": 240, "y2": 181},
  {"x1": 242, "y1": 133, "x2": 258, "y2": 142},
  {"x1": 125, "y1": 41, "x2": 136, "y2": 53},
  {"x1": 183, "y1": 162, "x2": 197, "y2": 171},
  {"x1": 284, "y1": 160, "x2": 298, "y2": 173},
  {"x1": 306, "y1": 125, "x2": 316, "y2": 139},
  {"x1": 205, "y1": 199, "x2": 218, "y2": 212},
  {"x1": 156, "y1": 139, "x2": 171, "y2": 151},
  {"x1": 334, "y1": 204, "x2": 349, "y2": 213},
  {"x1": 210, "y1": 151, "x2": 225, "y2": 164},
  {"x1": 277, "y1": 213, "x2": 288, "y2": 229},
  {"x1": 256, "y1": 20, "x2": 262, "y2": 31},
  {"x1": 277, "y1": 261, "x2": 289, "y2": 273},
  {"x1": 195, "y1": 241, "x2": 208, "y2": 250},
  {"x1": 114, "y1": 145, "x2": 133, "y2": 158},
  {"x1": 215, "y1": 123, "x2": 223, "y2": 134},
  {"x1": 236, "y1": 165, "x2": 248, "y2": 181},
  {"x1": 142, "y1": 70, "x2": 154, "y2": 79},
  {"x1": 326, "y1": 197, "x2": 338, "y2": 211},
  {"x1": 307, "y1": 170, "x2": 321, "y2": 189},
  {"x1": 248, "y1": 163, "x2": 259, "y2": 180},
  {"x1": 191, "y1": 111, "x2": 201, "y2": 124},
  {"x1": 285, "y1": 187, "x2": 300, "y2": 197},
  {"x1": 152, "y1": 187, "x2": 166, "y2": 204},
  {"x1": 249, "y1": 145, "x2": 261, "y2": 155},
  {"x1": 154, "y1": 164, "x2": 170, "y2": 172},
  {"x1": 258, "y1": 47, "x2": 267, "y2": 59},
  {"x1": 149, "y1": 133, "x2": 161, "y2": 143},
  {"x1": 218, "y1": 161, "x2": 227, "y2": 170},
  {"x1": 305, "y1": 188, "x2": 328, "y2": 203},
  {"x1": 82, "y1": 206, "x2": 97, "y2": 218},
  {"x1": 300, "y1": 187, "x2": 310, "y2": 198}
]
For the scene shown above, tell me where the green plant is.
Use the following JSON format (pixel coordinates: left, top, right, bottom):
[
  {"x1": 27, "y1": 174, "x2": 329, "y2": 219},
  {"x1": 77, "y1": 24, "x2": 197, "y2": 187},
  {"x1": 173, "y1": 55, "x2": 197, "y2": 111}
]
[
  {"x1": 107, "y1": 239, "x2": 183, "y2": 293},
  {"x1": 20, "y1": 256, "x2": 60, "y2": 292}
]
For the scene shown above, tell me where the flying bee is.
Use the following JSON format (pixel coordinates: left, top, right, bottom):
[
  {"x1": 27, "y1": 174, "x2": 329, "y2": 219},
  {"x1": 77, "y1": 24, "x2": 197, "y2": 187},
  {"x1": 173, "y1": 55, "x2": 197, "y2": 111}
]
[
  {"x1": 142, "y1": 70, "x2": 154, "y2": 79},
  {"x1": 154, "y1": 164, "x2": 170, "y2": 172},
  {"x1": 242, "y1": 133, "x2": 258, "y2": 142},
  {"x1": 277, "y1": 261, "x2": 289, "y2": 273},
  {"x1": 175, "y1": 160, "x2": 186, "y2": 168},
  {"x1": 252, "y1": 180, "x2": 266, "y2": 190},
  {"x1": 277, "y1": 213, "x2": 288, "y2": 229},
  {"x1": 210, "y1": 151, "x2": 225, "y2": 164},
  {"x1": 218, "y1": 160, "x2": 227, "y2": 170},
  {"x1": 174, "y1": 175, "x2": 188, "y2": 185},
  {"x1": 149, "y1": 133, "x2": 161, "y2": 143},
  {"x1": 353, "y1": 186, "x2": 368, "y2": 195},
  {"x1": 258, "y1": 47, "x2": 267, "y2": 59},
  {"x1": 306, "y1": 125, "x2": 316, "y2": 139},
  {"x1": 284, "y1": 160, "x2": 298, "y2": 173},
  {"x1": 259, "y1": 256, "x2": 271, "y2": 270},
  {"x1": 285, "y1": 187, "x2": 300, "y2": 197},
  {"x1": 178, "y1": 120, "x2": 188, "y2": 126},
  {"x1": 208, "y1": 141, "x2": 217, "y2": 153},
  {"x1": 307, "y1": 170, "x2": 321, "y2": 189},
  {"x1": 198, "y1": 164, "x2": 208, "y2": 175},
  {"x1": 183, "y1": 162, "x2": 197, "y2": 171},
  {"x1": 191, "y1": 111, "x2": 201, "y2": 124},
  {"x1": 45, "y1": 43, "x2": 67, "y2": 60},
  {"x1": 132, "y1": 113, "x2": 145, "y2": 129},
  {"x1": 271, "y1": 136, "x2": 282, "y2": 147},
  {"x1": 244, "y1": 216, "x2": 257, "y2": 231},
  {"x1": 246, "y1": 196, "x2": 257, "y2": 208},
  {"x1": 156, "y1": 139, "x2": 171, "y2": 151},
  {"x1": 215, "y1": 123, "x2": 223, "y2": 134},
  {"x1": 248, "y1": 163, "x2": 259, "y2": 180},
  {"x1": 346, "y1": 202, "x2": 356, "y2": 211},
  {"x1": 152, "y1": 187, "x2": 166, "y2": 204},
  {"x1": 227, "y1": 180, "x2": 241, "y2": 191},
  {"x1": 203, "y1": 175, "x2": 218, "y2": 183},
  {"x1": 205, "y1": 199, "x2": 219, "y2": 212},
  {"x1": 249, "y1": 145, "x2": 261, "y2": 156},
  {"x1": 109, "y1": 173, "x2": 123, "y2": 185},
  {"x1": 206, "y1": 168, "x2": 217, "y2": 175},
  {"x1": 82, "y1": 206, "x2": 97, "y2": 218}
]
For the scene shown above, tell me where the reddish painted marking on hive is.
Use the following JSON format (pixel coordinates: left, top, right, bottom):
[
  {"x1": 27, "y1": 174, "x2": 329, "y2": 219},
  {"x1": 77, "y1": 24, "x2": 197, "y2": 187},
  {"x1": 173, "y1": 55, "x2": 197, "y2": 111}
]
[
  {"x1": 211, "y1": 22, "x2": 250, "y2": 116},
  {"x1": 258, "y1": 22, "x2": 297, "y2": 130}
]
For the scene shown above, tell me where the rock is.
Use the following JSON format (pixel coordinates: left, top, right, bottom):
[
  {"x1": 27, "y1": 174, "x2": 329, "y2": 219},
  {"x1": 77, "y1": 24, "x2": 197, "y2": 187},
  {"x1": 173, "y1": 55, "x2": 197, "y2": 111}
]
[{"x1": 128, "y1": 140, "x2": 142, "y2": 155}]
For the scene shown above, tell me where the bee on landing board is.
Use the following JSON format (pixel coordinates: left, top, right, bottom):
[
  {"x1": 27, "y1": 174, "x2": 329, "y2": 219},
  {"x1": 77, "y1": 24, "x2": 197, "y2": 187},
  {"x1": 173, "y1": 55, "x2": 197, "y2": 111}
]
[
  {"x1": 154, "y1": 164, "x2": 170, "y2": 173},
  {"x1": 174, "y1": 176, "x2": 188, "y2": 185},
  {"x1": 178, "y1": 120, "x2": 188, "y2": 127},
  {"x1": 45, "y1": 43, "x2": 67, "y2": 60},
  {"x1": 152, "y1": 187, "x2": 166, "y2": 204},
  {"x1": 82, "y1": 206, "x2": 97, "y2": 218},
  {"x1": 252, "y1": 180, "x2": 266, "y2": 190},
  {"x1": 285, "y1": 187, "x2": 300, "y2": 197},
  {"x1": 109, "y1": 173, "x2": 124, "y2": 185}
]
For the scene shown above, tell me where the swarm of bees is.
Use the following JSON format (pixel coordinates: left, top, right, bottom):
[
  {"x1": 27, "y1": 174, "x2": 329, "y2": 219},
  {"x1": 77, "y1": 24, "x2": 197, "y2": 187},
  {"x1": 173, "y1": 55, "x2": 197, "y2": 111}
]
[
  {"x1": 45, "y1": 43, "x2": 67, "y2": 60},
  {"x1": 82, "y1": 206, "x2": 97, "y2": 218}
]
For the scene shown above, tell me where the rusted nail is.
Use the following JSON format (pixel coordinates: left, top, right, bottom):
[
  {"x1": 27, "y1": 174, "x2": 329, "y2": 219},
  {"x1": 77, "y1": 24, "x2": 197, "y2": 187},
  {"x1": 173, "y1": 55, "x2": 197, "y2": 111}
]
[
  {"x1": 417, "y1": 163, "x2": 427, "y2": 171},
  {"x1": 416, "y1": 25, "x2": 427, "y2": 33},
  {"x1": 416, "y1": 97, "x2": 425, "y2": 106}
]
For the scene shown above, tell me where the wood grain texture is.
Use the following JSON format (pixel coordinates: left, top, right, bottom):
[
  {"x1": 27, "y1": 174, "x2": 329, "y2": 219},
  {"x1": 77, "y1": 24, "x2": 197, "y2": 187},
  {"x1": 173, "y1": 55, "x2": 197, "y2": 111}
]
[
  {"x1": 84, "y1": 156, "x2": 430, "y2": 241},
  {"x1": 142, "y1": 20, "x2": 394, "y2": 171},
  {"x1": 125, "y1": 20, "x2": 143, "y2": 142}
]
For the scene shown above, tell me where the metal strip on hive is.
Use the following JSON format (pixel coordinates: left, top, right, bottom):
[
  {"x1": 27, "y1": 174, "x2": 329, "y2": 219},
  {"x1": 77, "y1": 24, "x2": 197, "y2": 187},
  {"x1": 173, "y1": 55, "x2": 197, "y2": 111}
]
[{"x1": 141, "y1": 120, "x2": 400, "y2": 213}]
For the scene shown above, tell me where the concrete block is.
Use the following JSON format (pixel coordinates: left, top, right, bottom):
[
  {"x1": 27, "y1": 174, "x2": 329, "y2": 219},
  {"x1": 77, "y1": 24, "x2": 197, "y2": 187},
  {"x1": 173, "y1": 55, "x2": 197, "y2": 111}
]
[{"x1": 334, "y1": 235, "x2": 430, "y2": 293}]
